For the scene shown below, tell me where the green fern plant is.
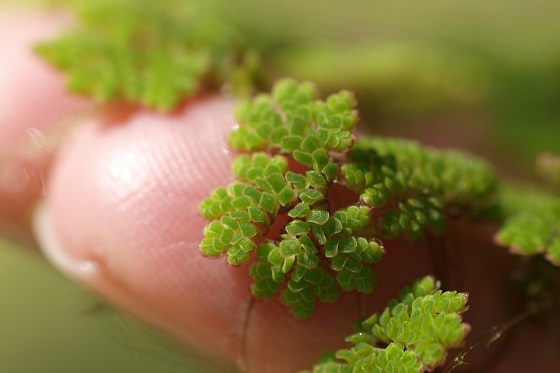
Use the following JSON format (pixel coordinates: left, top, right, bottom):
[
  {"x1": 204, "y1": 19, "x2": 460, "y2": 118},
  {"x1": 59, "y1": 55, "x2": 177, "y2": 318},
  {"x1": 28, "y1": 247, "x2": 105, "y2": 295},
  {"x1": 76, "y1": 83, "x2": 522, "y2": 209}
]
[
  {"x1": 198, "y1": 79, "x2": 560, "y2": 370},
  {"x1": 199, "y1": 79, "x2": 498, "y2": 319}
]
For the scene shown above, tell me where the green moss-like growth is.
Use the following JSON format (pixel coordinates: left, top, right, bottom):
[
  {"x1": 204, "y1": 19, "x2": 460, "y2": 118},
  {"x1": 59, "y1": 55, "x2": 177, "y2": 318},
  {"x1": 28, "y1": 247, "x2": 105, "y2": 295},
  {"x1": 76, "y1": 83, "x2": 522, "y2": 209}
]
[
  {"x1": 35, "y1": 0, "x2": 257, "y2": 111},
  {"x1": 301, "y1": 276, "x2": 469, "y2": 373},
  {"x1": 343, "y1": 137, "x2": 496, "y2": 240},
  {"x1": 199, "y1": 79, "x2": 498, "y2": 318}
]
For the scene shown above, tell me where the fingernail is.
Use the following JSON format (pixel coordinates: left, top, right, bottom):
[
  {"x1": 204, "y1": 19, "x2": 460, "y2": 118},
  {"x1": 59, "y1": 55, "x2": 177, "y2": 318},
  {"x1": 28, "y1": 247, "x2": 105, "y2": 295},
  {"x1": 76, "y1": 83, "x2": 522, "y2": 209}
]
[{"x1": 32, "y1": 202, "x2": 101, "y2": 281}]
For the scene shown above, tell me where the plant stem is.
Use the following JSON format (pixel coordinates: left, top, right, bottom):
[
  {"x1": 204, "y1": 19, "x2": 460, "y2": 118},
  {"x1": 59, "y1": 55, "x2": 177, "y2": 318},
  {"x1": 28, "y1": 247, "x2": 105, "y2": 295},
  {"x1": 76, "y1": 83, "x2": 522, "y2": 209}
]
[{"x1": 443, "y1": 302, "x2": 546, "y2": 372}]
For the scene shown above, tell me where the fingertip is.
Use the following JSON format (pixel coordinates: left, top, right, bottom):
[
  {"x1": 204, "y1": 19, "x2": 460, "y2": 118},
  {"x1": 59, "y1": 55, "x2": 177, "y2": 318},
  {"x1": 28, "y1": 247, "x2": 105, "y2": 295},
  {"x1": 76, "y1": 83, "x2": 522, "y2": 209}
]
[{"x1": 37, "y1": 96, "x2": 255, "y2": 363}]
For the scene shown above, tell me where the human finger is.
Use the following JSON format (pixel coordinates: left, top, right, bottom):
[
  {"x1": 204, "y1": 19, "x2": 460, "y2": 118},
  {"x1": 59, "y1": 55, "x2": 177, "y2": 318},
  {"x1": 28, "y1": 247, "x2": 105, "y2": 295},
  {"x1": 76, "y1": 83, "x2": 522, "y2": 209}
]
[
  {"x1": 34, "y1": 97, "x2": 390, "y2": 372},
  {"x1": 0, "y1": 10, "x2": 90, "y2": 239}
]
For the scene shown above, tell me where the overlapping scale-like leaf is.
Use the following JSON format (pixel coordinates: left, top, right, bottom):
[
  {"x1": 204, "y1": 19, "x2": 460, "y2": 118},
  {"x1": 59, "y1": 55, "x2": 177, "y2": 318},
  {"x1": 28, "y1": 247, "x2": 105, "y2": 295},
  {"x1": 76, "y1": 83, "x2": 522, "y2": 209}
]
[
  {"x1": 232, "y1": 152, "x2": 288, "y2": 183},
  {"x1": 200, "y1": 152, "x2": 300, "y2": 265},
  {"x1": 250, "y1": 229, "x2": 341, "y2": 318},
  {"x1": 200, "y1": 191, "x2": 264, "y2": 266},
  {"x1": 281, "y1": 266, "x2": 340, "y2": 319},
  {"x1": 348, "y1": 137, "x2": 497, "y2": 208},
  {"x1": 302, "y1": 276, "x2": 469, "y2": 373},
  {"x1": 249, "y1": 203, "x2": 384, "y2": 318},
  {"x1": 380, "y1": 194, "x2": 445, "y2": 240},
  {"x1": 314, "y1": 206, "x2": 385, "y2": 292}
]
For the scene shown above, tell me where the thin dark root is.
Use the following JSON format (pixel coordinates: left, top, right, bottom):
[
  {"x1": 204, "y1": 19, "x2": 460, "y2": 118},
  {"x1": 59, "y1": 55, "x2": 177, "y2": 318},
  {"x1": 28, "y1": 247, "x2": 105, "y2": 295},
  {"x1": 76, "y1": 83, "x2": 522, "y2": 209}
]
[
  {"x1": 426, "y1": 233, "x2": 449, "y2": 290},
  {"x1": 443, "y1": 302, "x2": 546, "y2": 373},
  {"x1": 358, "y1": 292, "x2": 366, "y2": 320}
]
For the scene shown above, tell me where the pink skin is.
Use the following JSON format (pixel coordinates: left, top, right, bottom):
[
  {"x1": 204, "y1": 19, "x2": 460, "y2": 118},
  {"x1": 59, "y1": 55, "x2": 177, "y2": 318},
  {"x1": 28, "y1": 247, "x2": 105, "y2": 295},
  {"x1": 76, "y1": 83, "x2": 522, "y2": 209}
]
[
  {"x1": 3, "y1": 11, "x2": 560, "y2": 373},
  {"x1": 0, "y1": 10, "x2": 89, "y2": 237},
  {"x1": 38, "y1": 99, "x2": 368, "y2": 371},
  {"x1": 0, "y1": 10, "x2": 88, "y2": 147}
]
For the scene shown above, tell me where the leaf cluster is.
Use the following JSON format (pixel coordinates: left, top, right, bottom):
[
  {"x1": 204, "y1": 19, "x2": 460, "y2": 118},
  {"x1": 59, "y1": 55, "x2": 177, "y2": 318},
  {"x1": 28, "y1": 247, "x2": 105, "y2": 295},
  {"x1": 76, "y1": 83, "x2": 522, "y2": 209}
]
[
  {"x1": 230, "y1": 79, "x2": 357, "y2": 168},
  {"x1": 301, "y1": 276, "x2": 470, "y2": 373},
  {"x1": 201, "y1": 80, "x2": 385, "y2": 318},
  {"x1": 341, "y1": 137, "x2": 497, "y2": 240},
  {"x1": 199, "y1": 79, "x2": 500, "y2": 318}
]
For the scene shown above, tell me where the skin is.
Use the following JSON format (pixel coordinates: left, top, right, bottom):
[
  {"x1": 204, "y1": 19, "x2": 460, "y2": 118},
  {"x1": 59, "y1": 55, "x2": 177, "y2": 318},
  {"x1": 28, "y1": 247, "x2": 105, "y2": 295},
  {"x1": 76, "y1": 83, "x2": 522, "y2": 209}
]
[
  {"x1": 1, "y1": 11, "x2": 559, "y2": 373},
  {"x1": 0, "y1": 9, "x2": 90, "y2": 238}
]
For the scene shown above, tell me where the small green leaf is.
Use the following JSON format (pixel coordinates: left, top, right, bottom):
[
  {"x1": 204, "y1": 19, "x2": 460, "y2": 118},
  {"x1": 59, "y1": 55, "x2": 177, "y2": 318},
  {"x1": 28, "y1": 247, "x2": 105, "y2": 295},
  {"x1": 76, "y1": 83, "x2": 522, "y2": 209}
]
[
  {"x1": 294, "y1": 150, "x2": 314, "y2": 167},
  {"x1": 322, "y1": 162, "x2": 340, "y2": 182},
  {"x1": 306, "y1": 170, "x2": 328, "y2": 189},
  {"x1": 289, "y1": 202, "x2": 311, "y2": 218},
  {"x1": 298, "y1": 252, "x2": 320, "y2": 269},
  {"x1": 308, "y1": 209, "x2": 330, "y2": 225},
  {"x1": 279, "y1": 239, "x2": 301, "y2": 257},
  {"x1": 259, "y1": 192, "x2": 278, "y2": 214},
  {"x1": 277, "y1": 187, "x2": 298, "y2": 206},
  {"x1": 286, "y1": 221, "x2": 311, "y2": 236},
  {"x1": 324, "y1": 237, "x2": 340, "y2": 258},
  {"x1": 301, "y1": 136, "x2": 323, "y2": 153},
  {"x1": 282, "y1": 135, "x2": 303, "y2": 151},
  {"x1": 286, "y1": 171, "x2": 307, "y2": 190},
  {"x1": 300, "y1": 189, "x2": 325, "y2": 204}
]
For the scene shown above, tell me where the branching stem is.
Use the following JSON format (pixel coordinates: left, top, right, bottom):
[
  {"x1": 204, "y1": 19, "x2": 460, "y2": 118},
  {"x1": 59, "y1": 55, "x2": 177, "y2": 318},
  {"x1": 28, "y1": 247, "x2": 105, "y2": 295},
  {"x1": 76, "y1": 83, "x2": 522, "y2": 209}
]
[{"x1": 443, "y1": 302, "x2": 547, "y2": 373}]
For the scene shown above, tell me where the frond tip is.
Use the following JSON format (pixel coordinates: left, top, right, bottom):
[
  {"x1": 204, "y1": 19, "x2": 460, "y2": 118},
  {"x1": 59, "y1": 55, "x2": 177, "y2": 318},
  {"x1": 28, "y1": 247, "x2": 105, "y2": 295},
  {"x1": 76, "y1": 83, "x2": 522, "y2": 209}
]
[
  {"x1": 301, "y1": 276, "x2": 470, "y2": 373},
  {"x1": 495, "y1": 185, "x2": 560, "y2": 266},
  {"x1": 230, "y1": 78, "x2": 358, "y2": 167}
]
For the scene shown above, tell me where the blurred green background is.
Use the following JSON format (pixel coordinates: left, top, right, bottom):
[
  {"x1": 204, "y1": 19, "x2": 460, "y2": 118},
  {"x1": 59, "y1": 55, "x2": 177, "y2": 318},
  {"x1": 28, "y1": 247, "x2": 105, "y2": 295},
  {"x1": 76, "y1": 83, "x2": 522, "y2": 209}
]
[
  {"x1": 0, "y1": 237, "x2": 220, "y2": 373},
  {"x1": 1, "y1": 0, "x2": 560, "y2": 372}
]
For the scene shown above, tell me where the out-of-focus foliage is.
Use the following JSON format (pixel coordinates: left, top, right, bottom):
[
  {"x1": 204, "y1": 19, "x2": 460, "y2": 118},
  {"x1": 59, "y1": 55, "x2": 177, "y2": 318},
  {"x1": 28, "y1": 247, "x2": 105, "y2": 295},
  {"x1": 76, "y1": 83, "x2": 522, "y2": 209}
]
[
  {"x1": 0, "y1": 239, "x2": 234, "y2": 373},
  {"x1": 270, "y1": 44, "x2": 490, "y2": 116},
  {"x1": 35, "y1": 0, "x2": 263, "y2": 111},
  {"x1": 496, "y1": 185, "x2": 560, "y2": 265},
  {"x1": 536, "y1": 152, "x2": 560, "y2": 191}
]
